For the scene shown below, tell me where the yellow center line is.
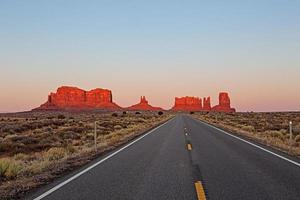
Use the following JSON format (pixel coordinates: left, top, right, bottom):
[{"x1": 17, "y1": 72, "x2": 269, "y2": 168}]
[
  {"x1": 194, "y1": 181, "x2": 207, "y2": 200},
  {"x1": 187, "y1": 144, "x2": 192, "y2": 150}
]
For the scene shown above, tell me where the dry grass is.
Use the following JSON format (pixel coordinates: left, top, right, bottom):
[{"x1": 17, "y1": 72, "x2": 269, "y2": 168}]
[
  {"x1": 0, "y1": 158, "x2": 22, "y2": 179},
  {"x1": 192, "y1": 112, "x2": 300, "y2": 156},
  {"x1": 0, "y1": 111, "x2": 172, "y2": 199}
]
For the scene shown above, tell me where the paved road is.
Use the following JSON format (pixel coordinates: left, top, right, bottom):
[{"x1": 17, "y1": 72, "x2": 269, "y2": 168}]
[{"x1": 28, "y1": 115, "x2": 300, "y2": 200}]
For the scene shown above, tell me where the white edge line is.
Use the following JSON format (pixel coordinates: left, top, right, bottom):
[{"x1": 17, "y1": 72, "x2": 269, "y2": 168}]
[
  {"x1": 197, "y1": 119, "x2": 300, "y2": 167},
  {"x1": 33, "y1": 118, "x2": 173, "y2": 200}
]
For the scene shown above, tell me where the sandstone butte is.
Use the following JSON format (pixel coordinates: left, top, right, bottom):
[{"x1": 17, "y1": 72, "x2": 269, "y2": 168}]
[
  {"x1": 34, "y1": 86, "x2": 121, "y2": 111},
  {"x1": 171, "y1": 92, "x2": 235, "y2": 113},
  {"x1": 126, "y1": 96, "x2": 163, "y2": 111},
  {"x1": 203, "y1": 97, "x2": 211, "y2": 111},
  {"x1": 171, "y1": 96, "x2": 203, "y2": 111},
  {"x1": 211, "y1": 92, "x2": 236, "y2": 113}
]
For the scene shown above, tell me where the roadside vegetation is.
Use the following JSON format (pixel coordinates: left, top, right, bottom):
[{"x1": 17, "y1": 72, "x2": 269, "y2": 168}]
[
  {"x1": 193, "y1": 112, "x2": 300, "y2": 156},
  {"x1": 0, "y1": 111, "x2": 172, "y2": 199}
]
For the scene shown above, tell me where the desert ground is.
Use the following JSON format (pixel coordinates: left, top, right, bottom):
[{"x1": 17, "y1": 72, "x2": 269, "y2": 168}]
[
  {"x1": 192, "y1": 112, "x2": 300, "y2": 156},
  {"x1": 0, "y1": 111, "x2": 172, "y2": 199}
]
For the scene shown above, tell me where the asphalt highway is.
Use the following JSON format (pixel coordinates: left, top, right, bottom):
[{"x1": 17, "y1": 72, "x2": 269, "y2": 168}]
[{"x1": 28, "y1": 115, "x2": 300, "y2": 200}]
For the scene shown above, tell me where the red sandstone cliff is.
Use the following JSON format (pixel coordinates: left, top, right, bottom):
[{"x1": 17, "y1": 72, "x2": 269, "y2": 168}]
[
  {"x1": 211, "y1": 92, "x2": 235, "y2": 112},
  {"x1": 126, "y1": 96, "x2": 163, "y2": 111},
  {"x1": 171, "y1": 96, "x2": 203, "y2": 111},
  {"x1": 34, "y1": 86, "x2": 121, "y2": 110}
]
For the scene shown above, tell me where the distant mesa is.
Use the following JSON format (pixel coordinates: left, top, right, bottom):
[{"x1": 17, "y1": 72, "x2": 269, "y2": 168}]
[
  {"x1": 172, "y1": 92, "x2": 235, "y2": 112},
  {"x1": 211, "y1": 92, "x2": 236, "y2": 113},
  {"x1": 126, "y1": 96, "x2": 163, "y2": 111},
  {"x1": 33, "y1": 86, "x2": 121, "y2": 111},
  {"x1": 172, "y1": 96, "x2": 203, "y2": 111}
]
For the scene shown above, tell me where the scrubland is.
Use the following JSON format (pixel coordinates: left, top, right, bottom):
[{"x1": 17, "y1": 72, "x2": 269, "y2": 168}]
[
  {"x1": 193, "y1": 112, "x2": 300, "y2": 156},
  {"x1": 0, "y1": 111, "x2": 172, "y2": 199}
]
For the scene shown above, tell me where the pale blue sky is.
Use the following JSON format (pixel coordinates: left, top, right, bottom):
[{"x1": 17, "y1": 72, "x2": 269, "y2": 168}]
[{"x1": 0, "y1": 0, "x2": 300, "y2": 112}]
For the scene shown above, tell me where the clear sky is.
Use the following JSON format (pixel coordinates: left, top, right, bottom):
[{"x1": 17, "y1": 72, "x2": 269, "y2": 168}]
[{"x1": 0, "y1": 0, "x2": 299, "y2": 112}]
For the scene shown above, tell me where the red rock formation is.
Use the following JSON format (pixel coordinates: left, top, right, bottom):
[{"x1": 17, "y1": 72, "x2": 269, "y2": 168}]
[
  {"x1": 211, "y1": 92, "x2": 235, "y2": 112},
  {"x1": 127, "y1": 96, "x2": 163, "y2": 111},
  {"x1": 172, "y1": 96, "x2": 202, "y2": 111},
  {"x1": 34, "y1": 86, "x2": 236, "y2": 112},
  {"x1": 34, "y1": 86, "x2": 121, "y2": 110},
  {"x1": 203, "y1": 97, "x2": 211, "y2": 111}
]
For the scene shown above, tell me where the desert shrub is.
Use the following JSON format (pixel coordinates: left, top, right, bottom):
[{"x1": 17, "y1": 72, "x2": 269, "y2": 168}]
[
  {"x1": 2, "y1": 125, "x2": 17, "y2": 134},
  {"x1": 2, "y1": 125, "x2": 16, "y2": 135},
  {"x1": 68, "y1": 119, "x2": 76, "y2": 124},
  {"x1": 0, "y1": 157, "x2": 22, "y2": 179},
  {"x1": 241, "y1": 125, "x2": 255, "y2": 132},
  {"x1": 45, "y1": 147, "x2": 66, "y2": 161},
  {"x1": 96, "y1": 126, "x2": 111, "y2": 135},
  {"x1": 158, "y1": 111, "x2": 164, "y2": 116},
  {"x1": 86, "y1": 132, "x2": 95, "y2": 140},
  {"x1": 5, "y1": 161, "x2": 22, "y2": 178},
  {"x1": 114, "y1": 125, "x2": 122, "y2": 130},
  {"x1": 293, "y1": 124, "x2": 300, "y2": 134},
  {"x1": 9, "y1": 135, "x2": 30, "y2": 142},
  {"x1": 295, "y1": 135, "x2": 300, "y2": 143},
  {"x1": 107, "y1": 133, "x2": 124, "y2": 144},
  {"x1": 4, "y1": 134, "x2": 18, "y2": 140},
  {"x1": 60, "y1": 131, "x2": 81, "y2": 140},
  {"x1": 122, "y1": 111, "x2": 127, "y2": 115},
  {"x1": 0, "y1": 159, "x2": 10, "y2": 177},
  {"x1": 72, "y1": 140, "x2": 83, "y2": 146},
  {"x1": 190, "y1": 111, "x2": 194, "y2": 114},
  {"x1": 135, "y1": 112, "x2": 141, "y2": 115},
  {"x1": 45, "y1": 126, "x2": 53, "y2": 132},
  {"x1": 112, "y1": 113, "x2": 118, "y2": 117},
  {"x1": 279, "y1": 129, "x2": 287, "y2": 135},
  {"x1": 57, "y1": 114, "x2": 66, "y2": 120},
  {"x1": 52, "y1": 120, "x2": 66, "y2": 126},
  {"x1": 14, "y1": 153, "x2": 27, "y2": 161},
  {"x1": 98, "y1": 121, "x2": 114, "y2": 129},
  {"x1": 33, "y1": 129, "x2": 43, "y2": 134},
  {"x1": 78, "y1": 121, "x2": 84, "y2": 126},
  {"x1": 28, "y1": 160, "x2": 50, "y2": 174},
  {"x1": 265, "y1": 130, "x2": 284, "y2": 139},
  {"x1": 65, "y1": 144, "x2": 77, "y2": 154}
]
